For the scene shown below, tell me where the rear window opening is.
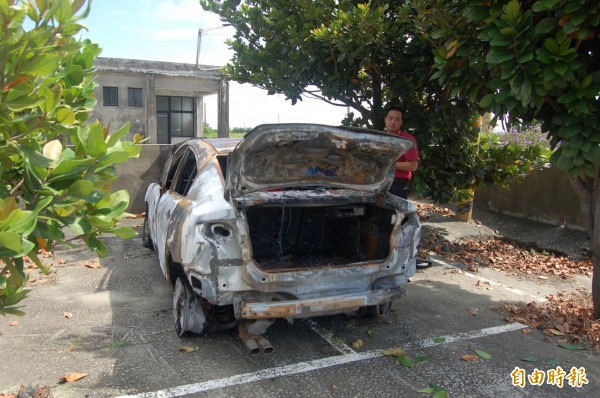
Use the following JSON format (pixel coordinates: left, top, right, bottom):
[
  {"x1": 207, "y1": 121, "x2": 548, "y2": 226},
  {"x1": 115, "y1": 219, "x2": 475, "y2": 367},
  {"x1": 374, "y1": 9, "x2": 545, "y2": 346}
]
[{"x1": 245, "y1": 204, "x2": 395, "y2": 271}]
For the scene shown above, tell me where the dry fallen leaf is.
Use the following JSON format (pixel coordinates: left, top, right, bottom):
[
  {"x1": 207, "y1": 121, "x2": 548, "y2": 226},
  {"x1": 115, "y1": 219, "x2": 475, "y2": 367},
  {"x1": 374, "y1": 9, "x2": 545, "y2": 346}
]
[
  {"x1": 84, "y1": 261, "x2": 102, "y2": 269},
  {"x1": 521, "y1": 328, "x2": 532, "y2": 335},
  {"x1": 179, "y1": 346, "x2": 197, "y2": 353},
  {"x1": 57, "y1": 258, "x2": 67, "y2": 265},
  {"x1": 467, "y1": 308, "x2": 479, "y2": 316},
  {"x1": 9, "y1": 321, "x2": 18, "y2": 327},
  {"x1": 467, "y1": 264, "x2": 479, "y2": 272},
  {"x1": 351, "y1": 339, "x2": 364, "y2": 349},
  {"x1": 461, "y1": 355, "x2": 479, "y2": 361},
  {"x1": 383, "y1": 348, "x2": 406, "y2": 356},
  {"x1": 63, "y1": 312, "x2": 73, "y2": 319},
  {"x1": 59, "y1": 372, "x2": 88, "y2": 383}
]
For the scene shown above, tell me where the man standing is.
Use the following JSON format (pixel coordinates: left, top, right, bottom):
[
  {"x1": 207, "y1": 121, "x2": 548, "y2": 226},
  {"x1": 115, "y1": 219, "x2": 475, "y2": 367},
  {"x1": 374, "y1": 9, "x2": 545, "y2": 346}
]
[{"x1": 384, "y1": 106, "x2": 419, "y2": 200}]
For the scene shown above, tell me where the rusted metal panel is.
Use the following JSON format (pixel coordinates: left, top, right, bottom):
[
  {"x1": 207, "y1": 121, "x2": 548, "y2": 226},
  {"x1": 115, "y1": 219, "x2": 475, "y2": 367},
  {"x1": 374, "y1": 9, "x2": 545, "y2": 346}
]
[{"x1": 240, "y1": 288, "x2": 405, "y2": 319}]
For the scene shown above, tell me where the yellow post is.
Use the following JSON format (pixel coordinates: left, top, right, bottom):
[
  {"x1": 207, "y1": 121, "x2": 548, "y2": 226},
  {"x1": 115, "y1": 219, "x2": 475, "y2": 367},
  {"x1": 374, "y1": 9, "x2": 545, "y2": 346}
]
[{"x1": 455, "y1": 187, "x2": 474, "y2": 222}]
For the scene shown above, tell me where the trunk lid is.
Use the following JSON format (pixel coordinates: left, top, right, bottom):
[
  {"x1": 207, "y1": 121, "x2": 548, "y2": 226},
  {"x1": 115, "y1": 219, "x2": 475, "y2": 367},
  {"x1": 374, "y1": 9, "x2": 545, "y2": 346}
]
[{"x1": 226, "y1": 123, "x2": 414, "y2": 198}]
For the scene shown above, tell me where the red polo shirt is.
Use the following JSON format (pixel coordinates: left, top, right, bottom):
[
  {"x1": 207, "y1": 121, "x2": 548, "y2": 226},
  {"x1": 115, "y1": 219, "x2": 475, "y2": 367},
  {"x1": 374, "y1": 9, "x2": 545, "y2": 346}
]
[{"x1": 393, "y1": 130, "x2": 419, "y2": 180}]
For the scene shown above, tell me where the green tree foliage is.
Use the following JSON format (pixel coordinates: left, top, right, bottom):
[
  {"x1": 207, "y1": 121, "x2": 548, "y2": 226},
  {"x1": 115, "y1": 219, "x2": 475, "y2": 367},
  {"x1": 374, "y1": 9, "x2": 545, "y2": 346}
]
[
  {"x1": 200, "y1": 0, "x2": 428, "y2": 129},
  {"x1": 203, "y1": 0, "x2": 595, "y2": 313},
  {"x1": 202, "y1": 122, "x2": 218, "y2": 137},
  {"x1": 413, "y1": 0, "x2": 600, "y2": 317},
  {"x1": 200, "y1": 0, "x2": 549, "y2": 203},
  {"x1": 0, "y1": 0, "x2": 141, "y2": 315}
]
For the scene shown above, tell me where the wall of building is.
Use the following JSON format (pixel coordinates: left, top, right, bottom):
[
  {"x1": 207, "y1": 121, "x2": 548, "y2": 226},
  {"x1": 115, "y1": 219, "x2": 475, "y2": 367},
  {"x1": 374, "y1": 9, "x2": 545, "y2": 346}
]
[
  {"x1": 92, "y1": 58, "x2": 229, "y2": 144},
  {"x1": 117, "y1": 145, "x2": 585, "y2": 231},
  {"x1": 94, "y1": 72, "x2": 148, "y2": 140}
]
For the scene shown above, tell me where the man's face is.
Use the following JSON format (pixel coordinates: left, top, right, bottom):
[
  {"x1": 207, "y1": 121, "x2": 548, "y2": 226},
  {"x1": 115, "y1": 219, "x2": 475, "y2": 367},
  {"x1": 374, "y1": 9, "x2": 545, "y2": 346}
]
[{"x1": 385, "y1": 110, "x2": 403, "y2": 133}]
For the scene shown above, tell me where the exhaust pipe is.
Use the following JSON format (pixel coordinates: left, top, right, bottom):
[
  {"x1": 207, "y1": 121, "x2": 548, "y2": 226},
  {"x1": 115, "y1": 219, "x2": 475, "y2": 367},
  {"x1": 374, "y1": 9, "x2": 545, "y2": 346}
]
[
  {"x1": 239, "y1": 321, "x2": 274, "y2": 354},
  {"x1": 243, "y1": 338, "x2": 261, "y2": 354},
  {"x1": 257, "y1": 336, "x2": 274, "y2": 354}
]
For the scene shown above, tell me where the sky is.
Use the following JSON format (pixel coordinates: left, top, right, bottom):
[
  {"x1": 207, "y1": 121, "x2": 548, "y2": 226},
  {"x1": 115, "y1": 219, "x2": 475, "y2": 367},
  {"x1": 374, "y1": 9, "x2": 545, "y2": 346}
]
[{"x1": 81, "y1": 0, "x2": 350, "y2": 129}]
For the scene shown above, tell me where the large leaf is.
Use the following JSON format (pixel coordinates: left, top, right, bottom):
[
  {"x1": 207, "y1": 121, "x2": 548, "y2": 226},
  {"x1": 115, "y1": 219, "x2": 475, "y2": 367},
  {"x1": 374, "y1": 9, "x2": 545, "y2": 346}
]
[
  {"x1": 4, "y1": 94, "x2": 45, "y2": 112},
  {"x1": 85, "y1": 234, "x2": 109, "y2": 257},
  {"x1": 21, "y1": 54, "x2": 61, "y2": 75},
  {"x1": 56, "y1": 107, "x2": 76, "y2": 125},
  {"x1": 503, "y1": 0, "x2": 521, "y2": 23},
  {"x1": 68, "y1": 180, "x2": 95, "y2": 197},
  {"x1": 39, "y1": 84, "x2": 63, "y2": 113},
  {"x1": 558, "y1": 342, "x2": 585, "y2": 351},
  {"x1": 0, "y1": 197, "x2": 18, "y2": 221},
  {"x1": 475, "y1": 349, "x2": 492, "y2": 359},
  {"x1": 0, "y1": 232, "x2": 35, "y2": 257},
  {"x1": 47, "y1": 158, "x2": 94, "y2": 183},
  {"x1": 112, "y1": 226, "x2": 137, "y2": 239},
  {"x1": 85, "y1": 122, "x2": 108, "y2": 157},
  {"x1": 106, "y1": 122, "x2": 131, "y2": 148},
  {"x1": 43, "y1": 140, "x2": 63, "y2": 163},
  {"x1": 0, "y1": 208, "x2": 37, "y2": 235},
  {"x1": 395, "y1": 355, "x2": 415, "y2": 368},
  {"x1": 486, "y1": 49, "x2": 514, "y2": 64}
]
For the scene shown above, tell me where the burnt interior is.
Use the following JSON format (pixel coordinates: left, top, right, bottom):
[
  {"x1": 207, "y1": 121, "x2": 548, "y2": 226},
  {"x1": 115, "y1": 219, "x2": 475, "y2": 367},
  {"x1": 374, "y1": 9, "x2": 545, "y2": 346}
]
[{"x1": 245, "y1": 204, "x2": 394, "y2": 271}]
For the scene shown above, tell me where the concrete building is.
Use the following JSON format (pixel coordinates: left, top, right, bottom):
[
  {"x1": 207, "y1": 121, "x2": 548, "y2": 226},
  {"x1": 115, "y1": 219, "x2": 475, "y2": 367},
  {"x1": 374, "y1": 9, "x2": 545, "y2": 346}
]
[{"x1": 92, "y1": 57, "x2": 229, "y2": 143}]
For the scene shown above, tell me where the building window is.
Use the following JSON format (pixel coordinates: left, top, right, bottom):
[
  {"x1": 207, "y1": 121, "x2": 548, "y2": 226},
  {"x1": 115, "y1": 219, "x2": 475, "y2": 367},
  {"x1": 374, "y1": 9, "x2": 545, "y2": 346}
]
[
  {"x1": 128, "y1": 88, "x2": 143, "y2": 107},
  {"x1": 103, "y1": 86, "x2": 118, "y2": 106},
  {"x1": 156, "y1": 96, "x2": 195, "y2": 144}
]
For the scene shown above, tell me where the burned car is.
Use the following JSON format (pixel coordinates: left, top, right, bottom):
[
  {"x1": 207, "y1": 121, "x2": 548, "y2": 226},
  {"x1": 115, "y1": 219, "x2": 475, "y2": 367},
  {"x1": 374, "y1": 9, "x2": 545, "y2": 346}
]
[{"x1": 143, "y1": 123, "x2": 421, "y2": 351}]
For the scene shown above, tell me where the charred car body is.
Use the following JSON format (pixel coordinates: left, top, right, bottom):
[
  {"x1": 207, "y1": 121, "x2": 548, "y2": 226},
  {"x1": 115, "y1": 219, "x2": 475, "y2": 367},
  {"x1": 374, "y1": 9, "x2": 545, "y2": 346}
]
[{"x1": 143, "y1": 124, "x2": 421, "y2": 348}]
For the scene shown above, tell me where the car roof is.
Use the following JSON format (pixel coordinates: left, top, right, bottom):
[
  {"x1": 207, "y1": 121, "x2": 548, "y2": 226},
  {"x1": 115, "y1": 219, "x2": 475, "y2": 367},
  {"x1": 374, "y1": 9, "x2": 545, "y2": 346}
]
[{"x1": 178, "y1": 137, "x2": 242, "y2": 155}]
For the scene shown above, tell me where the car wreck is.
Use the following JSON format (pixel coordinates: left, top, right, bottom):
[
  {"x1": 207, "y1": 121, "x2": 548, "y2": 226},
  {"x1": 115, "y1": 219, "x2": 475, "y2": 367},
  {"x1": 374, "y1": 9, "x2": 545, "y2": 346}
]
[{"x1": 143, "y1": 123, "x2": 421, "y2": 353}]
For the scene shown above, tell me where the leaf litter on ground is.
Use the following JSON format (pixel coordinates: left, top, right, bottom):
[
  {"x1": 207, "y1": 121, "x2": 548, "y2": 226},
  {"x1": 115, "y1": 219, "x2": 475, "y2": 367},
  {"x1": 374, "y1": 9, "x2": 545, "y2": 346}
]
[
  {"x1": 497, "y1": 288, "x2": 599, "y2": 351},
  {"x1": 417, "y1": 202, "x2": 599, "y2": 352}
]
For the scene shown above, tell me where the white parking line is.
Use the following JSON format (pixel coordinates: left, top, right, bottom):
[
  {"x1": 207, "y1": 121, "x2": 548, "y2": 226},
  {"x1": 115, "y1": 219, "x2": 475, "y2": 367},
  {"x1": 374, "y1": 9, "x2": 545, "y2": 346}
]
[
  {"x1": 116, "y1": 322, "x2": 527, "y2": 398},
  {"x1": 432, "y1": 257, "x2": 548, "y2": 303},
  {"x1": 307, "y1": 319, "x2": 356, "y2": 355}
]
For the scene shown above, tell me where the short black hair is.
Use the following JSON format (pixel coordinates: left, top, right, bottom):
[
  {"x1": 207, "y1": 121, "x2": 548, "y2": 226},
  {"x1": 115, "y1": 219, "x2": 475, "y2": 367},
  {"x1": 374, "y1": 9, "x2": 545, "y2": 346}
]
[{"x1": 385, "y1": 105, "x2": 403, "y2": 116}]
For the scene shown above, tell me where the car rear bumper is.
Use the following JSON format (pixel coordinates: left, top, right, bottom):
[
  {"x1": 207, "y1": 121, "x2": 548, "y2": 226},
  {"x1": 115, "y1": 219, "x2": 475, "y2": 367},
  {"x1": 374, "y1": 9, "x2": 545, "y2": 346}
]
[{"x1": 237, "y1": 287, "x2": 405, "y2": 319}]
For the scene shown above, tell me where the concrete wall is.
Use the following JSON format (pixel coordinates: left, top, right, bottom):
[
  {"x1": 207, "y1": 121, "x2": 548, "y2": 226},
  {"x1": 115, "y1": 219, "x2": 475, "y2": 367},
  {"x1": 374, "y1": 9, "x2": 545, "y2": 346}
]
[
  {"x1": 474, "y1": 167, "x2": 584, "y2": 230},
  {"x1": 94, "y1": 72, "x2": 148, "y2": 140},
  {"x1": 114, "y1": 145, "x2": 172, "y2": 214},
  {"x1": 117, "y1": 145, "x2": 585, "y2": 230}
]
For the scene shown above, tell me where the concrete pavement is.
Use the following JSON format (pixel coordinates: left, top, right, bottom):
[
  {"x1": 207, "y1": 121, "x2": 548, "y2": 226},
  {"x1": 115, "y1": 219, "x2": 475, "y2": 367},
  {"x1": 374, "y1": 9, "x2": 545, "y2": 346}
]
[{"x1": 0, "y1": 203, "x2": 596, "y2": 397}]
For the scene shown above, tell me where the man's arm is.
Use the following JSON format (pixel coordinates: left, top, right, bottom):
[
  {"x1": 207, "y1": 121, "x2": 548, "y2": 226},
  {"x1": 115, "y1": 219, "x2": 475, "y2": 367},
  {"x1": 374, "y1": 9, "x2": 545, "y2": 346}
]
[{"x1": 395, "y1": 159, "x2": 419, "y2": 172}]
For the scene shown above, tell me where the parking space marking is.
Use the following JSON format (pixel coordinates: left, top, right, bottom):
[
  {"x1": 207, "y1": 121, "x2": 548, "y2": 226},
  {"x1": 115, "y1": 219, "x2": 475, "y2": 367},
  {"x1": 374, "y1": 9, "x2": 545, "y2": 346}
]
[
  {"x1": 432, "y1": 257, "x2": 547, "y2": 302},
  {"x1": 307, "y1": 319, "x2": 356, "y2": 355},
  {"x1": 116, "y1": 322, "x2": 527, "y2": 398}
]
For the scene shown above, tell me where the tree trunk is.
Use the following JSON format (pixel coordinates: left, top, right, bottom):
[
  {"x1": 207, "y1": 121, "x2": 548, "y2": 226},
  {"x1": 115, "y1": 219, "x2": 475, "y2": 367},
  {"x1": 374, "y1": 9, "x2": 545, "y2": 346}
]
[
  {"x1": 371, "y1": 67, "x2": 383, "y2": 131},
  {"x1": 568, "y1": 171, "x2": 599, "y2": 319},
  {"x1": 593, "y1": 170, "x2": 600, "y2": 319}
]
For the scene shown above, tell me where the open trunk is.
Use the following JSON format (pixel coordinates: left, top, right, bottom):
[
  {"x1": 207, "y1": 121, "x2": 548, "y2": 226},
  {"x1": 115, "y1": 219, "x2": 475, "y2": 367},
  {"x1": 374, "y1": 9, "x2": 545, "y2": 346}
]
[{"x1": 245, "y1": 203, "x2": 395, "y2": 271}]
